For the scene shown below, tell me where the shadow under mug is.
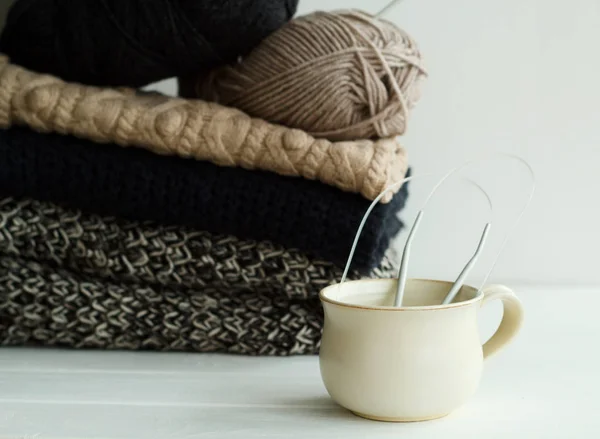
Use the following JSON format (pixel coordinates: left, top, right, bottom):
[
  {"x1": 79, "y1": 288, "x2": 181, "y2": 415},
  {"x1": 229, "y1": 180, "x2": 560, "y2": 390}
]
[{"x1": 319, "y1": 278, "x2": 524, "y2": 422}]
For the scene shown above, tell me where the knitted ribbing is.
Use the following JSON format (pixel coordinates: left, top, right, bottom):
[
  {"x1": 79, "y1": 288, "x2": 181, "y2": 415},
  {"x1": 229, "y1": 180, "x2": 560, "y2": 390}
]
[
  {"x1": 0, "y1": 126, "x2": 410, "y2": 273},
  {"x1": 0, "y1": 55, "x2": 407, "y2": 202}
]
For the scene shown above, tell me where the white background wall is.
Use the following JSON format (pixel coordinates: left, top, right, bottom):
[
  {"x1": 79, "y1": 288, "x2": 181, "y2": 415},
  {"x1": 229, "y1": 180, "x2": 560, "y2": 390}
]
[
  {"x1": 3, "y1": 0, "x2": 596, "y2": 286},
  {"x1": 292, "y1": 0, "x2": 600, "y2": 286}
]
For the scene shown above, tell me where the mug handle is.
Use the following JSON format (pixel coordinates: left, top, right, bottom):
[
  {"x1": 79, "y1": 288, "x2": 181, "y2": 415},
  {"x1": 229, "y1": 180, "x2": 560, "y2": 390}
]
[{"x1": 480, "y1": 284, "x2": 524, "y2": 359}]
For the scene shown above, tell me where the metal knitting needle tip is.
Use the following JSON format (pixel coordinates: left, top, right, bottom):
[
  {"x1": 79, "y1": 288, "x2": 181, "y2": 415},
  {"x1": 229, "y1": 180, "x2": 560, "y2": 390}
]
[
  {"x1": 393, "y1": 210, "x2": 423, "y2": 307},
  {"x1": 442, "y1": 223, "x2": 491, "y2": 305}
]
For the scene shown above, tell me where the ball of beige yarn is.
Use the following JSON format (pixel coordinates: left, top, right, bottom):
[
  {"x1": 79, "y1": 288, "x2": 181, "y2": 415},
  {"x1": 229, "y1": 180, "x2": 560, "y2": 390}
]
[{"x1": 189, "y1": 10, "x2": 427, "y2": 141}]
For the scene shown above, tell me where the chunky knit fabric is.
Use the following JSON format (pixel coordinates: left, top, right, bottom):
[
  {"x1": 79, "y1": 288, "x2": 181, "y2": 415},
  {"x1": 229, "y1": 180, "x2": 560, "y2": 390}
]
[
  {"x1": 0, "y1": 255, "x2": 396, "y2": 355},
  {"x1": 0, "y1": 1, "x2": 299, "y2": 88},
  {"x1": 0, "y1": 55, "x2": 407, "y2": 202},
  {"x1": 0, "y1": 126, "x2": 410, "y2": 273},
  {"x1": 0, "y1": 197, "x2": 397, "y2": 300},
  {"x1": 0, "y1": 256, "x2": 322, "y2": 355}
]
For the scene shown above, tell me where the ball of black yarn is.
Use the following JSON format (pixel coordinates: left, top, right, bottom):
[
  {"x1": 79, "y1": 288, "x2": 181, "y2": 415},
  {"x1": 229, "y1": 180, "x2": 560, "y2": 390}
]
[{"x1": 0, "y1": 0, "x2": 299, "y2": 88}]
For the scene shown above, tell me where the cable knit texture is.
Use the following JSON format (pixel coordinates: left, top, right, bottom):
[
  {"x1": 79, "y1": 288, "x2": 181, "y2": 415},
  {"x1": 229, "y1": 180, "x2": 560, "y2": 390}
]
[
  {"x1": 0, "y1": 127, "x2": 410, "y2": 273},
  {"x1": 0, "y1": 55, "x2": 407, "y2": 202},
  {"x1": 0, "y1": 197, "x2": 397, "y2": 300}
]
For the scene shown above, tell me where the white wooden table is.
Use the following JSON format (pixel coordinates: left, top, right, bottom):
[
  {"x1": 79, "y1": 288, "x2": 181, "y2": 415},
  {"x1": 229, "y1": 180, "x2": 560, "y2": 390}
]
[{"x1": 1, "y1": 286, "x2": 599, "y2": 438}]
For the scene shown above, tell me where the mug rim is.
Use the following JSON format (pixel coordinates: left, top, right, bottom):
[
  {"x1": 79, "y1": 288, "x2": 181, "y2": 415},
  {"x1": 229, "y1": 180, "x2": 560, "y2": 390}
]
[{"x1": 319, "y1": 278, "x2": 484, "y2": 311}]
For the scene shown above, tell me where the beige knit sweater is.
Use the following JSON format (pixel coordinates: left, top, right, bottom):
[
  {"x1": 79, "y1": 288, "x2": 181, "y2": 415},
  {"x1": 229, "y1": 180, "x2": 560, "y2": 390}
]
[{"x1": 0, "y1": 55, "x2": 407, "y2": 202}]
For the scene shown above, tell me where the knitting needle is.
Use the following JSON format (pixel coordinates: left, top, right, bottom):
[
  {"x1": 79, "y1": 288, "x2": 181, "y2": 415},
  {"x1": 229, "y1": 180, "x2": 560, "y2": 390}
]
[
  {"x1": 393, "y1": 210, "x2": 423, "y2": 307},
  {"x1": 442, "y1": 223, "x2": 491, "y2": 305}
]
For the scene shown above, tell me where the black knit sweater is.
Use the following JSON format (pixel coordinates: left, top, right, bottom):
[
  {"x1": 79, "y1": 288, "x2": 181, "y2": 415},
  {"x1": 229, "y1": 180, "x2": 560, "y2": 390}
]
[{"x1": 0, "y1": 126, "x2": 409, "y2": 273}]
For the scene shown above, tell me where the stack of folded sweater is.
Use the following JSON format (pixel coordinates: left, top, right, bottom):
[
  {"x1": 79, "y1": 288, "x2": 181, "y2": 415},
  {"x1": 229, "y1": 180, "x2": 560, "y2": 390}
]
[{"x1": 0, "y1": 6, "x2": 414, "y2": 356}]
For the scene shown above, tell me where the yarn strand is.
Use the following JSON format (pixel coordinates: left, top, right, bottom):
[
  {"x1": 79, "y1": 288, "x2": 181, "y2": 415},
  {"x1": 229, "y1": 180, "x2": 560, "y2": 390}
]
[
  {"x1": 376, "y1": 0, "x2": 406, "y2": 18},
  {"x1": 189, "y1": 9, "x2": 427, "y2": 141}
]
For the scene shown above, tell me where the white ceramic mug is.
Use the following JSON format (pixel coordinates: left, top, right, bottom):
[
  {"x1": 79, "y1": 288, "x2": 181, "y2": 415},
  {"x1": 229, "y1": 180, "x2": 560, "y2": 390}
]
[{"x1": 319, "y1": 278, "x2": 524, "y2": 422}]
